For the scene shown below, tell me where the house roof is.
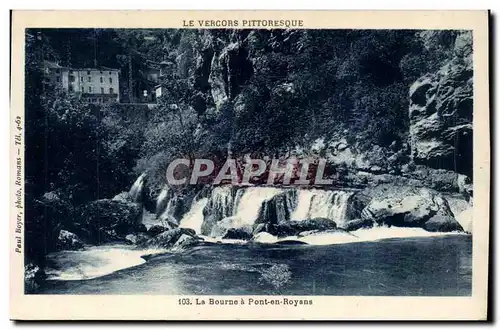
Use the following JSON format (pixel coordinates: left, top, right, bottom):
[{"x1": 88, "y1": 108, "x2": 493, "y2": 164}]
[
  {"x1": 43, "y1": 61, "x2": 64, "y2": 69},
  {"x1": 43, "y1": 61, "x2": 120, "y2": 72}
]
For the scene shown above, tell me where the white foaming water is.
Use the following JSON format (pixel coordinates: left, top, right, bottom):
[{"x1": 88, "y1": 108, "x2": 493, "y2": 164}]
[
  {"x1": 45, "y1": 245, "x2": 167, "y2": 281},
  {"x1": 252, "y1": 226, "x2": 465, "y2": 246},
  {"x1": 252, "y1": 232, "x2": 279, "y2": 244},
  {"x1": 290, "y1": 190, "x2": 315, "y2": 220},
  {"x1": 129, "y1": 173, "x2": 146, "y2": 203},
  {"x1": 233, "y1": 187, "x2": 282, "y2": 227},
  {"x1": 155, "y1": 186, "x2": 170, "y2": 215},
  {"x1": 200, "y1": 235, "x2": 248, "y2": 245},
  {"x1": 290, "y1": 189, "x2": 352, "y2": 224},
  {"x1": 297, "y1": 226, "x2": 465, "y2": 245},
  {"x1": 179, "y1": 198, "x2": 208, "y2": 234}
]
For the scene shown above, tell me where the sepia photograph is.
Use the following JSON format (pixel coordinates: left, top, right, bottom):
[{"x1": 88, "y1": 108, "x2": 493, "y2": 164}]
[{"x1": 9, "y1": 10, "x2": 490, "y2": 320}]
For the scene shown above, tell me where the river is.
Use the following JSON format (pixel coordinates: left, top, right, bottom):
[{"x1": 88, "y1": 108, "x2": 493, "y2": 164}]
[{"x1": 38, "y1": 234, "x2": 471, "y2": 296}]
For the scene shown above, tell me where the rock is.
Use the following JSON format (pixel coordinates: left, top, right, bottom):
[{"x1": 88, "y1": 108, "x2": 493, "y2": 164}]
[
  {"x1": 209, "y1": 42, "x2": 253, "y2": 109},
  {"x1": 257, "y1": 190, "x2": 298, "y2": 225},
  {"x1": 423, "y1": 215, "x2": 463, "y2": 232},
  {"x1": 297, "y1": 230, "x2": 318, "y2": 237},
  {"x1": 125, "y1": 233, "x2": 150, "y2": 245},
  {"x1": 251, "y1": 232, "x2": 279, "y2": 244},
  {"x1": 147, "y1": 225, "x2": 168, "y2": 237},
  {"x1": 112, "y1": 192, "x2": 132, "y2": 203},
  {"x1": 56, "y1": 230, "x2": 84, "y2": 251},
  {"x1": 266, "y1": 218, "x2": 337, "y2": 238},
  {"x1": 340, "y1": 218, "x2": 374, "y2": 231},
  {"x1": 200, "y1": 214, "x2": 219, "y2": 236},
  {"x1": 210, "y1": 216, "x2": 239, "y2": 237},
  {"x1": 455, "y1": 207, "x2": 473, "y2": 234},
  {"x1": 222, "y1": 227, "x2": 253, "y2": 240},
  {"x1": 360, "y1": 185, "x2": 453, "y2": 228},
  {"x1": 171, "y1": 234, "x2": 200, "y2": 250},
  {"x1": 75, "y1": 199, "x2": 143, "y2": 244},
  {"x1": 369, "y1": 165, "x2": 384, "y2": 174},
  {"x1": 252, "y1": 223, "x2": 267, "y2": 235},
  {"x1": 24, "y1": 263, "x2": 46, "y2": 294},
  {"x1": 457, "y1": 174, "x2": 473, "y2": 199},
  {"x1": 144, "y1": 228, "x2": 198, "y2": 248},
  {"x1": 28, "y1": 191, "x2": 74, "y2": 255},
  {"x1": 409, "y1": 31, "x2": 473, "y2": 177},
  {"x1": 278, "y1": 240, "x2": 308, "y2": 245}
]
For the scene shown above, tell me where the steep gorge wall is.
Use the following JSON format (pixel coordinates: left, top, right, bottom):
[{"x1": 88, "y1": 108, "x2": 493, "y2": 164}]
[{"x1": 409, "y1": 31, "x2": 473, "y2": 178}]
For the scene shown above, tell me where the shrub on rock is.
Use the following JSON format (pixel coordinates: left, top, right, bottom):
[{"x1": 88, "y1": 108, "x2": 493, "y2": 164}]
[{"x1": 75, "y1": 199, "x2": 143, "y2": 244}]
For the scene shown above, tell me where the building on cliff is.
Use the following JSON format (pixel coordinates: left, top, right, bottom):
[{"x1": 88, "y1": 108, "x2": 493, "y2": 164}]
[
  {"x1": 43, "y1": 61, "x2": 120, "y2": 103},
  {"x1": 135, "y1": 62, "x2": 160, "y2": 103},
  {"x1": 154, "y1": 60, "x2": 176, "y2": 99}
]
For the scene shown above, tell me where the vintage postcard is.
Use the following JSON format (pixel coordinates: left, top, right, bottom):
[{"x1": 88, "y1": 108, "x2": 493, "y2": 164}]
[{"x1": 10, "y1": 10, "x2": 489, "y2": 320}]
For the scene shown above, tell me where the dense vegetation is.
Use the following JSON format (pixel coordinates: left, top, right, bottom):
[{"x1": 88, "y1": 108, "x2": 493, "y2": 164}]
[{"x1": 24, "y1": 28, "x2": 461, "y2": 265}]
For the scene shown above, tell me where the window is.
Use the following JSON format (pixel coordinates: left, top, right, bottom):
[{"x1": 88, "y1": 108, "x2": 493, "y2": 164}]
[
  {"x1": 81, "y1": 86, "x2": 84, "y2": 93},
  {"x1": 100, "y1": 71, "x2": 103, "y2": 74},
  {"x1": 109, "y1": 71, "x2": 112, "y2": 75},
  {"x1": 100, "y1": 77, "x2": 103, "y2": 83},
  {"x1": 109, "y1": 87, "x2": 114, "y2": 94},
  {"x1": 109, "y1": 77, "x2": 112, "y2": 84},
  {"x1": 69, "y1": 70, "x2": 73, "y2": 74},
  {"x1": 87, "y1": 71, "x2": 90, "y2": 75},
  {"x1": 69, "y1": 75, "x2": 75, "y2": 82},
  {"x1": 69, "y1": 85, "x2": 73, "y2": 92},
  {"x1": 101, "y1": 87, "x2": 104, "y2": 94},
  {"x1": 88, "y1": 76, "x2": 91, "y2": 82},
  {"x1": 88, "y1": 86, "x2": 92, "y2": 93},
  {"x1": 80, "y1": 76, "x2": 84, "y2": 82},
  {"x1": 56, "y1": 69, "x2": 60, "y2": 74},
  {"x1": 56, "y1": 77, "x2": 61, "y2": 83}
]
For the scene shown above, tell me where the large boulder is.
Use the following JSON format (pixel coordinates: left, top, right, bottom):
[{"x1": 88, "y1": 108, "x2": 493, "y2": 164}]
[
  {"x1": 125, "y1": 233, "x2": 150, "y2": 245},
  {"x1": 147, "y1": 225, "x2": 168, "y2": 237},
  {"x1": 256, "y1": 190, "x2": 298, "y2": 225},
  {"x1": 171, "y1": 234, "x2": 201, "y2": 250},
  {"x1": 144, "y1": 228, "x2": 199, "y2": 248},
  {"x1": 266, "y1": 218, "x2": 337, "y2": 238},
  {"x1": 75, "y1": 199, "x2": 143, "y2": 244},
  {"x1": 423, "y1": 215, "x2": 463, "y2": 232},
  {"x1": 409, "y1": 31, "x2": 473, "y2": 177},
  {"x1": 56, "y1": 230, "x2": 84, "y2": 251},
  {"x1": 209, "y1": 216, "x2": 249, "y2": 238},
  {"x1": 26, "y1": 191, "x2": 74, "y2": 257},
  {"x1": 455, "y1": 207, "x2": 473, "y2": 234},
  {"x1": 340, "y1": 218, "x2": 374, "y2": 231},
  {"x1": 360, "y1": 185, "x2": 454, "y2": 228},
  {"x1": 24, "y1": 263, "x2": 46, "y2": 294},
  {"x1": 222, "y1": 227, "x2": 253, "y2": 240},
  {"x1": 112, "y1": 191, "x2": 133, "y2": 203}
]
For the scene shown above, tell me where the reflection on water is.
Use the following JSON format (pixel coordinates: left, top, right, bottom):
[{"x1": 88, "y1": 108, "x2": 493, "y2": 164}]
[{"x1": 38, "y1": 235, "x2": 472, "y2": 296}]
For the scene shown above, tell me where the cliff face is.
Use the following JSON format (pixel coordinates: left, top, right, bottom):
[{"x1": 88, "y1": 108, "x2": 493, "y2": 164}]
[{"x1": 408, "y1": 31, "x2": 473, "y2": 178}]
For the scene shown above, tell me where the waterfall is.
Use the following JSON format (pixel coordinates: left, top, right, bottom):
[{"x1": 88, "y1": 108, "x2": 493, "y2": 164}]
[
  {"x1": 158, "y1": 185, "x2": 352, "y2": 236},
  {"x1": 129, "y1": 173, "x2": 146, "y2": 203},
  {"x1": 291, "y1": 189, "x2": 352, "y2": 224},
  {"x1": 179, "y1": 198, "x2": 209, "y2": 234},
  {"x1": 155, "y1": 186, "x2": 171, "y2": 216},
  {"x1": 209, "y1": 186, "x2": 236, "y2": 219},
  {"x1": 232, "y1": 187, "x2": 282, "y2": 227}
]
